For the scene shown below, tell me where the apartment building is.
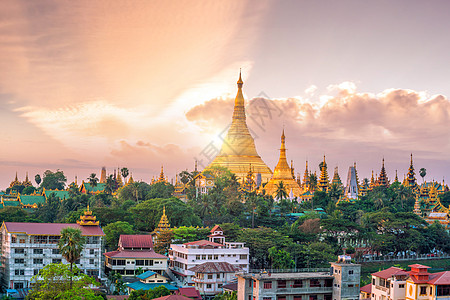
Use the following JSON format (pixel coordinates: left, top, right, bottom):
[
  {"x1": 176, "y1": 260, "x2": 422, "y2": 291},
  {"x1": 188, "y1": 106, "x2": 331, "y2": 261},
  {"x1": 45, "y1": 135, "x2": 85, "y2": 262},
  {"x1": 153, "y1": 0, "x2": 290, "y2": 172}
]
[
  {"x1": 104, "y1": 235, "x2": 168, "y2": 276},
  {"x1": 371, "y1": 267, "x2": 409, "y2": 300},
  {"x1": 190, "y1": 261, "x2": 240, "y2": 297},
  {"x1": 0, "y1": 208, "x2": 104, "y2": 290},
  {"x1": 169, "y1": 225, "x2": 249, "y2": 285}
]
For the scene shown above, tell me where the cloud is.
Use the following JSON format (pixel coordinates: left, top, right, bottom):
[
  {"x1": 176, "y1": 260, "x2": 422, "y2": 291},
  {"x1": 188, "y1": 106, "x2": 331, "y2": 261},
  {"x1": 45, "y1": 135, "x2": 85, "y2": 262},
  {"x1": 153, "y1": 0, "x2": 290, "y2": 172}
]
[{"x1": 186, "y1": 83, "x2": 450, "y2": 179}]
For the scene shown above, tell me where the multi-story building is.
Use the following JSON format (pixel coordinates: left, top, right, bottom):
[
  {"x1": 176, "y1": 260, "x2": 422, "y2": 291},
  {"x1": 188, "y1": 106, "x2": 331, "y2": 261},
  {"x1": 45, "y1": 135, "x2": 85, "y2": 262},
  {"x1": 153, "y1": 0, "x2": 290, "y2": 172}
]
[
  {"x1": 190, "y1": 261, "x2": 240, "y2": 297},
  {"x1": 0, "y1": 208, "x2": 105, "y2": 290},
  {"x1": 104, "y1": 235, "x2": 168, "y2": 276},
  {"x1": 361, "y1": 264, "x2": 450, "y2": 300},
  {"x1": 236, "y1": 255, "x2": 360, "y2": 300},
  {"x1": 169, "y1": 225, "x2": 249, "y2": 285},
  {"x1": 370, "y1": 267, "x2": 409, "y2": 300}
]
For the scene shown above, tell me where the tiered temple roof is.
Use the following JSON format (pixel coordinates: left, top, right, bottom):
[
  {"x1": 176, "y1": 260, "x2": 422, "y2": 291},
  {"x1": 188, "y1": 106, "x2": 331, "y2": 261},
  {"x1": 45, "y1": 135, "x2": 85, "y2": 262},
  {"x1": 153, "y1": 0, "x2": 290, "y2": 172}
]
[
  {"x1": 376, "y1": 159, "x2": 389, "y2": 188},
  {"x1": 318, "y1": 156, "x2": 330, "y2": 192},
  {"x1": 77, "y1": 205, "x2": 100, "y2": 226}
]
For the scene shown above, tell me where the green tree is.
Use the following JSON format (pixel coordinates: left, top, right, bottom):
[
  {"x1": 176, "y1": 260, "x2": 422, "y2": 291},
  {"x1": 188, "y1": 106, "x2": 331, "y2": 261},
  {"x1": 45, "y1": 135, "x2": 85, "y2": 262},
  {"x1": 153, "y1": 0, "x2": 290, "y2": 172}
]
[
  {"x1": 22, "y1": 186, "x2": 36, "y2": 195},
  {"x1": 41, "y1": 170, "x2": 67, "y2": 190},
  {"x1": 309, "y1": 173, "x2": 318, "y2": 191},
  {"x1": 88, "y1": 173, "x2": 99, "y2": 187},
  {"x1": 146, "y1": 182, "x2": 175, "y2": 199},
  {"x1": 128, "y1": 286, "x2": 170, "y2": 300},
  {"x1": 300, "y1": 242, "x2": 336, "y2": 268},
  {"x1": 58, "y1": 227, "x2": 86, "y2": 288},
  {"x1": 419, "y1": 168, "x2": 426, "y2": 183},
  {"x1": 105, "y1": 175, "x2": 116, "y2": 195},
  {"x1": 154, "y1": 230, "x2": 174, "y2": 255},
  {"x1": 35, "y1": 194, "x2": 61, "y2": 223},
  {"x1": 121, "y1": 167, "x2": 129, "y2": 184},
  {"x1": 275, "y1": 181, "x2": 288, "y2": 200},
  {"x1": 34, "y1": 174, "x2": 42, "y2": 186},
  {"x1": 103, "y1": 221, "x2": 135, "y2": 251},
  {"x1": 268, "y1": 246, "x2": 295, "y2": 269},
  {"x1": 26, "y1": 263, "x2": 102, "y2": 300}
]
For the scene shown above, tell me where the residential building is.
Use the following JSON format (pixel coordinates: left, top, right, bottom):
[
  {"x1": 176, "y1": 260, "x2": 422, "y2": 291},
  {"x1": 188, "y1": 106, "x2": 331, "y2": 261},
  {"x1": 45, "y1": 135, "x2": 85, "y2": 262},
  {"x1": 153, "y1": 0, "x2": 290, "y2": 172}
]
[
  {"x1": 190, "y1": 261, "x2": 240, "y2": 297},
  {"x1": 169, "y1": 225, "x2": 249, "y2": 285},
  {"x1": 371, "y1": 267, "x2": 409, "y2": 300},
  {"x1": 126, "y1": 271, "x2": 178, "y2": 294},
  {"x1": 0, "y1": 208, "x2": 105, "y2": 290},
  {"x1": 104, "y1": 235, "x2": 168, "y2": 276},
  {"x1": 236, "y1": 255, "x2": 360, "y2": 300}
]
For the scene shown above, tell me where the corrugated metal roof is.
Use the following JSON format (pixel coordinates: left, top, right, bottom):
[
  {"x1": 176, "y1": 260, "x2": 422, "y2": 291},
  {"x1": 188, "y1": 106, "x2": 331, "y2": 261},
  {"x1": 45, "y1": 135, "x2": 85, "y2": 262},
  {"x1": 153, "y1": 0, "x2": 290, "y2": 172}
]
[
  {"x1": 120, "y1": 235, "x2": 153, "y2": 248},
  {"x1": 3, "y1": 222, "x2": 104, "y2": 236},
  {"x1": 189, "y1": 262, "x2": 241, "y2": 273}
]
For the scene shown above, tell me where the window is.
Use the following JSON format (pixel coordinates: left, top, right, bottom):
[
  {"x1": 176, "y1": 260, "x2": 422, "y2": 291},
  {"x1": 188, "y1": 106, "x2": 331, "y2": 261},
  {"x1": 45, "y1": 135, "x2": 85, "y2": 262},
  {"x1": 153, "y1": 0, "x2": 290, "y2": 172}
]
[
  {"x1": 14, "y1": 282, "x2": 24, "y2": 289},
  {"x1": 218, "y1": 284, "x2": 223, "y2": 288},
  {"x1": 263, "y1": 281, "x2": 272, "y2": 289},
  {"x1": 310, "y1": 279, "x2": 320, "y2": 287},
  {"x1": 278, "y1": 280, "x2": 286, "y2": 288},
  {"x1": 33, "y1": 249, "x2": 43, "y2": 254},
  {"x1": 90, "y1": 249, "x2": 95, "y2": 255},
  {"x1": 14, "y1": 258, "x2": 24, "y2": 264},
  {"x1": 217, "y1": 273, "x2": 221, "y2": 279},
  {"x1": 86, "y1": 236, "x2": 99, "y2": 244},
  {"x1": 19, "y1": 238, "x2": 25, "y2": 243},
  {"x1": 348, "y1": 284, "x2": 354, "y2": 288},
  {"x1": 196, "y1": 255, "x2": 200, "y2": 260},
  {"x1": 437, "y1": 285, "x2": 450, "y2": 296},
  {"x1": 206, "y1": 284, "x2": 212, "y2": 289},
  {"x1": 240, "y1": 254, "x2": 247, "y2": 259},
  {"x1": 202, "y1": 255, "x2": 206, "y2": 260},
  {"x1": 214, "y1": 255, "x2": 218, "y2": 260},
  {"x1": 208, "y1": 255, "x2": 212, "y2": 260},
  {"x1": 249, "y1": 280, "x2": 252, "y2": 287},
  {"x1": 52, "y1": 259, "x2": 61, "y2": 264},
  {"x1": 33, "y1": 258, "x2": 43, "y2": 264},
  {"x1": 14, "y1": 248, "x2": 25, "y2": 254},
  {"x1": 277, "y1": 297, "x2": 286, "y2": 300},
  {"x1": 32, "y1": 236, "x2": 48, "y2": 244},
  {"x1": 126, "y1": 270, "x2": 134, "y2": 275},
  {"x1": 15, "y1": 269, "x2": 24, "y2": 276},
  {"x1": 309, "y1": 296, "x2": 317, "y2": 300},
  {"x1": 349, "y1": 270, "x2": 354, "y2": 275},
  {"x1": 372, "y1": 278, "x2": 375, "y2": 285},
  {"x1": 420, "y1": 286, "x2": 427, "y2": 295},
  {"x1": 115, "y1": 259, "x2": 126, "y2": 266},
  {"x1": 208, "y1": 274, "x2": 213, "y2": 279},
  {"x1": 89, "y1": 259, "x2": 94, "y2": 265},
  {"x1": 34, "y1": 269, "x2": 40, "y2": 275},
  {"x1": 52, "y1": 249, "x2": 60, "y2": 254},
  {"x1": 49, "y1": 236, "x2": 60, "y2": 244},
  {"x1": 294, "y1": 297, "x2": 302, "y2": 300},
  {"x1": 11, "y1": 235, "x2": 16, "y2": 243},
  {"x1": 293, "y1": 280, "x2": 303, "y2": 288},
  {"x1": 399, "y1": 284, "x2": 405, "y2": 288}
]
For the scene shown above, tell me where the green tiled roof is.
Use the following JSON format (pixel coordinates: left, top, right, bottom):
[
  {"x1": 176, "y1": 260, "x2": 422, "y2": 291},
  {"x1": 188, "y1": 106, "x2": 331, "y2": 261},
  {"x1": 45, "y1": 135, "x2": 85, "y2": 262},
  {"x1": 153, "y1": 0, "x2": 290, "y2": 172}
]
[
  {"x1": 19, "y1": 195, "x2": 46, "y2": 206},
  {"x1": 44, "y1": 190, "x2": 70, "y2": 200},
  {"x1": 83, "y1": 183, "x2": 106, "y2": 193},
  {"x1": 3, "y1": 200, "x2": 20, "y2": 207}
]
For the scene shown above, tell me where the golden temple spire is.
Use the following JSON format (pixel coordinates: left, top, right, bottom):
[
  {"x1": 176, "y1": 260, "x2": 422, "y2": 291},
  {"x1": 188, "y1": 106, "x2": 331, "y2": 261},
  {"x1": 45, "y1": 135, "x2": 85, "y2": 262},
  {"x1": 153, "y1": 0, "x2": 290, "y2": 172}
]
[
  {"x1": 318, "y1": 155, "x2": 330, "y2": 192},
  {"x1": 77, "y1": 205, "x2": 99, "y2": 226},
  {"x1": 156, "y1": 206, "x2": 171, "y2": 231},
  {"x1": 15, "y1": 172, "x2": 18, "y2": 181}
]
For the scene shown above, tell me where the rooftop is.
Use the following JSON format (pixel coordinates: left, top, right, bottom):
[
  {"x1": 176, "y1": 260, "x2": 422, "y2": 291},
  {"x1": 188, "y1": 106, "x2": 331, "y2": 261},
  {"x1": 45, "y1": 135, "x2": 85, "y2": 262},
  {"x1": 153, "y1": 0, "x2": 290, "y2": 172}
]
[
  {"x1": 2, "y1": 222, "x2": 104, "y2": 236},
  {"x1": 372, "y1": 267, "x2": 409, "y2": 279},
  {"x1": 104, "y1": 250, "x2": 167, "y2": 259},
  {"x1": 189, "y1": 262, "x2": 241, "y2": 273},
  {"x1": 120, "y1": 235, "x2": 153, "y2": 249}
]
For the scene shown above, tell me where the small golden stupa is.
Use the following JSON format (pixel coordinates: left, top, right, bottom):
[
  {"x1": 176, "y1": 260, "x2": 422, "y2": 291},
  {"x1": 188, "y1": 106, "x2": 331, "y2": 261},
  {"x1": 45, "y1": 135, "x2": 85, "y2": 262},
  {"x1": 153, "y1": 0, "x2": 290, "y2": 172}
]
[{"x1": 77, "y1": 205, "x2": 99, "y2": 226}]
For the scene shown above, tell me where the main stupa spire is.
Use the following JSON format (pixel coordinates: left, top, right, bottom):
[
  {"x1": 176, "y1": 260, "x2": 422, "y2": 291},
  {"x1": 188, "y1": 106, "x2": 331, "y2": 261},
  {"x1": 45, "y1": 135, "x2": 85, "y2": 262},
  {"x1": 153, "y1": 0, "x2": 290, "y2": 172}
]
[{"x1": 206, "y1": 71, "x2": 272, "y2": 181}]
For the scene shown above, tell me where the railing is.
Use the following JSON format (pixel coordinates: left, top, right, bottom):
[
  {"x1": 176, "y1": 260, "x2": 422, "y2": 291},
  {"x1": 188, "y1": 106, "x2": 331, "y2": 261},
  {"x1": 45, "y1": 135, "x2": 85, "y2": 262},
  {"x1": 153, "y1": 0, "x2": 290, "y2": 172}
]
[
  {"x1": 375, "y1": 285, "x2": 389, "y2": 293},
  {"x1": 356, "y1": 254, "x2": 450, "y2": 263},
  {"x1": 275, "y1": 287, "x2": 333, "y2": 294},
  {"x1": 247, "y1": 268, "x2": 330, "y2": 274}
]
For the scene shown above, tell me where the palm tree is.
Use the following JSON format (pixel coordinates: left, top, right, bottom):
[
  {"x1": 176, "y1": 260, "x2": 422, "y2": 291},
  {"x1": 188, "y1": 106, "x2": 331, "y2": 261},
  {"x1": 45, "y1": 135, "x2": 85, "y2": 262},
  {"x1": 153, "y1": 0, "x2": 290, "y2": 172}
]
[
  {"x1": 58, "y1": 227, "x2": 86, "y2": 288},
  {"x1": 120, "y1": 167, "x2": 129, "y2": 184},
  {"x1": 275, "y1": 181, "x2": 289, "y2": 200},
  {"x1": 130, "y1": 182, "x2": 142, "y2": 202},
  {"x1": 309, "y1": 174, "x2": 318, "y2": 191},
  {"x1": 105, "y1": 175, "x2": 115, "y2": 194},
  {"x1": 88, "y1": 173, "x2": 99, "y2": 187},
  {"x1": 35, "y1": 174, "x2": 41, "y2": 186},
  {"x1": 328, "y1": 183, "x2": 343, "y2": 202},
  {"x1": 419, "y1": 168, "x2": 427, "y2": 183}
]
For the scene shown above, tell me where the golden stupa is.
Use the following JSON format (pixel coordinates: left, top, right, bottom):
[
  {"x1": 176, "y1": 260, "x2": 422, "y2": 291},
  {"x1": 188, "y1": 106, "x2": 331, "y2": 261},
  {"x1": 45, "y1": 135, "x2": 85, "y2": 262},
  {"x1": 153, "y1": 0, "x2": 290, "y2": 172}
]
[
  {"x1": 206, "y1": 71, "x2": 272, "y2": 181},
  {"x1": 263, "y1": 129, "x2": 302, "y2": 198}
]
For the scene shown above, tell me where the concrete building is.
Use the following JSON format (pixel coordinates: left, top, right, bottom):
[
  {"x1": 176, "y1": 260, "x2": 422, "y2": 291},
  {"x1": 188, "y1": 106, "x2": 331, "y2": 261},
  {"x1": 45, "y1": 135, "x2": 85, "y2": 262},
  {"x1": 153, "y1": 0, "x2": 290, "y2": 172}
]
[
  {"x1": 370, "y1": 267, "x2": 409, "y2": 300},
  {"x1": 169, "y1": 225, "x2": 249, "y2": 286},
  {"x1": 190, "y1": 261, "x2": 240, "y2": 297},
  {"x1": 104, "y1": 235, "x2": 168, "y2": 276},
  {"x1": 0, "y1": 208, "x2": 105, "y2": 290},
  {"x1": 236, "y1": 256, "x2": 360, "y2": 300}
]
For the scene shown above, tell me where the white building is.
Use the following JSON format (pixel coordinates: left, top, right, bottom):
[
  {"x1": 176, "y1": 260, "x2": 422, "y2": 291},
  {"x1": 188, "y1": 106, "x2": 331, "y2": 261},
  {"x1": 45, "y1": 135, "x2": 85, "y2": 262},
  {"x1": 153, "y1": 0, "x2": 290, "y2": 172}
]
[
  {"x1": 169, "y1": 225, "x2": 249, "y2": 286},
  {"x1": 0, "y1": 208, "x2": 105, "y2": 290},
  {"x1": 104, "y1": 235, "x2": 168, "y2": 276},
  {"x1": 371, "y1": 267, "x2": 409, "y2": 300},
  {"x1": 190, "y1": 261, "x2": 241, "y2": 297}
]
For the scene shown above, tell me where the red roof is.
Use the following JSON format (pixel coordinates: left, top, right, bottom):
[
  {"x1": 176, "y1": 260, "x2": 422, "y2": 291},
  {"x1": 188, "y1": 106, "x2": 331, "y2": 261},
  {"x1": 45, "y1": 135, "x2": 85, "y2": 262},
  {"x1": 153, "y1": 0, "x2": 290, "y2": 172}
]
[
  {"x1": 428, "y1": 271, "x2": 450, "y2": 285},
  {"x1": 360, "y1": 283, "x2": 372, "y2": 294},
  {"x1": 372, "y1": 267, "x2": 409, "y2": 279},
  {"x1": 120, "y1": 235, "x2": 153, "y2": 248},
  {"x1": 3, "y1": 222, "x2": 104, "y2": 236},
  {"x1": 184, "y1": 240, "x2": 223, "y2": 247},
  {"x1": 104, "y1": 250, "x2": 167, "y2": 259},
  {"x1": 409, "y1": 264, "x2": 430, "y2": 269},
  {"x1": 153, "y1": 296, "x2": 192, "y2": 300},
  {"x1": 176, "y1": 287, "x2": 202, "y2": 300},
  {"x1": 189, "y1": 262, "x2": 241, "y2": 273},
  {"x1": 210, "y1": 225, "x2": 223, "y2": 233},
  {"x1": 222, "y1": 282, "x2": 238, "y2": 291}
]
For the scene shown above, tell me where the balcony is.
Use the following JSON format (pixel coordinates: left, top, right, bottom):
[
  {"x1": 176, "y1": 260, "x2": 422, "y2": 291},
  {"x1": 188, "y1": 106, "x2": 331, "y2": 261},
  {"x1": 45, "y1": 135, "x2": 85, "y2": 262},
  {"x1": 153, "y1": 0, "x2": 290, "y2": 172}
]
[
  {"x1": 192, "y1": 277, "x2": 226, "y2": 284},
  {"x1": 375, "y1": 285, "x2": 390, "y2": 294},
  {"x1": 273, "y1": 287, "x2": 333, "y2": 295}
]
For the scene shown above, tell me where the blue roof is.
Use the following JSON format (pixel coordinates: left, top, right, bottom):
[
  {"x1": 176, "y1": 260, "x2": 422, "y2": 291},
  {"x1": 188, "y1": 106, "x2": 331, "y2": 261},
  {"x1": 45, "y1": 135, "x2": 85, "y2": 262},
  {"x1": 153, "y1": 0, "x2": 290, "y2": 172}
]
[
  {"x1": 137, "y1": 271, "x2": 157, "y2": 280},
  {"x1": 127, "y1": 281, "x2": 178, "y2": 291}
]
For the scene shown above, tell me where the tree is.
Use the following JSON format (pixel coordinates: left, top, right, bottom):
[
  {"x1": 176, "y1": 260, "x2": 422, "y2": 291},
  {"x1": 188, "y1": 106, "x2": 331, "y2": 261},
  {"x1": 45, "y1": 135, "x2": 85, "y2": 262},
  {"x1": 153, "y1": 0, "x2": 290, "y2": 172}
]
[
  {"x1": 35, "y1": 174, "x2": 42, "y2": 186},
  {"x1": 419, "y1": 168, "x2": 426, "y2": 183},
  {"x1": 121, "y1": 167, "x2": 129, "y2": 184},
  {"x1": 35, "y1": 194, "x2": 61, "y2": 223},
  {"x1": 128, "y1": 286, "x2": 170, "y2": 300},
  {"x1": 103, "y1": 221, "x2": 135, "y2": 251},
  {"x1": 105, "y1": 175, "x2": 116, "y2": 195},
  {"x1": 268, "y1": 246, "x2": 295, "y2": 269},
  {"x1": 275, "y1": 181, "x2": 288, "y2": 200},
  {"x1": 26, "y1": 263, "x2": 102, "y2": 300},
  {"x1": 22, "y1": 186, "x2": 36, "y2": 195},
  {"x1": 41, "y1": 170, "x2": 67, "y2": 190},
  {"x1": 179, "y1": 170, "x2": 194, "y2": 184},
  {"x1": 309, "y1": 173, "x2": 318, "y2": 191},
  {"x1": 89, "y1": 173, "x2": 99, "y2": 187},
  {"x1": 58, "y1": 227, "x2": 86, "y2": 288}
]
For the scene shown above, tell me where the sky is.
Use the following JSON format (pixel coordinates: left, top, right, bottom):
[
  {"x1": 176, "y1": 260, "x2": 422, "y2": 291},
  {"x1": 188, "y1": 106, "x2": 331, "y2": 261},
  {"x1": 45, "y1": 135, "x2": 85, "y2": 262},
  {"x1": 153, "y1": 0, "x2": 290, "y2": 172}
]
[{"x1": 2, "y1": 0, "x2": 450, "y2": 189}]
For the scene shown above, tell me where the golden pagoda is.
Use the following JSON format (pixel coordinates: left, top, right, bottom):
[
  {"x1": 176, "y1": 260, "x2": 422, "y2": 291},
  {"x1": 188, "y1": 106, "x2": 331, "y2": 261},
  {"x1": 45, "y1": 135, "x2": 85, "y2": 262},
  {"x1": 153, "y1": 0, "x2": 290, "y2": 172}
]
[
  {"x1": 404, "y1": 154, "x2": 419, "y2": 193},
  {"x1": 9, "y1": 172, "x2": 21, "y2": 189},
  {"x1": 302, "y1": 161, "x2": 310, "y2": 191},
  {"x1": 318, "y1": 156, "x2": 330, "y2": 192},
  {"x1": 156, "y1": 206, "x2": 171, "y2": 232},
  {"x1": 242, "y1": 164, "x2": 256, "y2": 192},
  {"x1": 206, "y1": 71, "x2": 272, "y2": 182},
  {"x1": 376, "y1": 158, "x2": 389, "y2": 188},
  {"x1": 331, "y1": 166, "x2": 343, "y2": 188},
  {"x1": 369, "y1": 171, "x2": 375, "y2": 191},
  {"x1": 100, "y1": 167, "x2": 106, "y2": 184},
  {"x1": 116, "y1": 168, "x2": 124, "y2": 188},
  {"x1": 77, "y1": 205, "x2": 99, "y2": 226},
  {"x1": 263, "y1": 129, "x2": 302, "y2": 198},
  {"x1": 22, "y1": 172, "x2": 33, "y2": 187},
  {"x1": 156, "y1": 165, "x2": 168, "y2": 183},
  {"x1": 127, "y1": 173, "x2": 135, "y2": 185}
]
